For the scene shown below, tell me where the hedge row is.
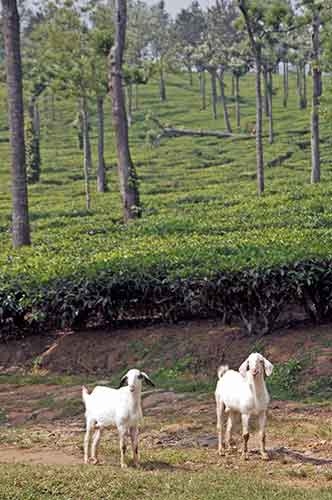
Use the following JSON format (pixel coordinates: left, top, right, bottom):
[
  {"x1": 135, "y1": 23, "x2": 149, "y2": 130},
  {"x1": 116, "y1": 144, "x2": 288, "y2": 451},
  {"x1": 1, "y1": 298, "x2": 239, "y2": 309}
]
[{"x1": 1, "y1": 259, "x2": 332, "y2": 339}]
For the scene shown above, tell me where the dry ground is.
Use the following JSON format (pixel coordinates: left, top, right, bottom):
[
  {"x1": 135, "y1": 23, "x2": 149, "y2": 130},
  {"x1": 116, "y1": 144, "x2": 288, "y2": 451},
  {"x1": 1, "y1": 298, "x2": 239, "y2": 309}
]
[
  {"x1": 0, "y1": 379, "x2": 332, "y2": 489},
  {"x1": 0, "y1": 320, "x2": 332, "y2": 496}
]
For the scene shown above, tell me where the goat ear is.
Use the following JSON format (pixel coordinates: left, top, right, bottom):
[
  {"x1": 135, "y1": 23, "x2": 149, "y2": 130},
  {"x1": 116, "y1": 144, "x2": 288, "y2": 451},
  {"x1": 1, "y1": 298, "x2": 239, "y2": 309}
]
[
  {"x1": 239, "y1": 358, "x2": 249, "y2": 377},
  {"x1": 140, "y1": 372, "x2": 155, "y2": 387},
  {"x1": 263, "y1": 358, "x2": 274, "y2": 377},
  {"x1": 117, "y1": 375, "x2": 128, "y2": 388}
]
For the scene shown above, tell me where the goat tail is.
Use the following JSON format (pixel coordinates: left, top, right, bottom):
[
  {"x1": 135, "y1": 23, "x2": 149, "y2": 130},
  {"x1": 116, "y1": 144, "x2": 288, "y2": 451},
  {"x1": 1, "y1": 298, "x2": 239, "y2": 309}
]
[
  {"x1": 82, "y1": 385, "x2": 90, "y2": 406},
  {"x1": 217, "y1": 365, "x2": 229, "y2": 379}
]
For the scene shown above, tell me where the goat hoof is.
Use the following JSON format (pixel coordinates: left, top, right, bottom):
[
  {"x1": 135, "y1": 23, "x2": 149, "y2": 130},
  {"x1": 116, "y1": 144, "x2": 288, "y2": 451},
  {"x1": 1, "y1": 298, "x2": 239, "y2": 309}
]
[
  {"x1": 121, "y1": 463, "x2": 128, "y2": 469},
  {"x1": 242, "y1": 453, "x2": 249, "y2": 461},
  {"x1": 90, "y1": 458, "x2": 99, "y2": 465},
  {"x1": 261, "y1": 452, "x2": 269, "y2": 461},
  {"x1": 218, "y1": 448, "x2": 226, "y2": 456}
]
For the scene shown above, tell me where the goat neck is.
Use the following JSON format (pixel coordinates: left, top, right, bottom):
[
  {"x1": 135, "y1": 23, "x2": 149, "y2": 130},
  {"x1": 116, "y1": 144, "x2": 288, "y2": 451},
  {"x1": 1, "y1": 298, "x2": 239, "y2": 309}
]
[
  {"x1": 247, "y1": 371, "x2": 267, "y2": 402},
  {"x1": 126, "y1": 384, "x2": 142, "y2": 409}
]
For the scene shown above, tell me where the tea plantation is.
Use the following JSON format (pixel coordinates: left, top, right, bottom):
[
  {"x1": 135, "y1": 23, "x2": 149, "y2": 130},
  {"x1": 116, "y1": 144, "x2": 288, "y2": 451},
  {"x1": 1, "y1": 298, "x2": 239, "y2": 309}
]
[{"x1": 1, "y1": 72, "x2": 332, "y2": 335}]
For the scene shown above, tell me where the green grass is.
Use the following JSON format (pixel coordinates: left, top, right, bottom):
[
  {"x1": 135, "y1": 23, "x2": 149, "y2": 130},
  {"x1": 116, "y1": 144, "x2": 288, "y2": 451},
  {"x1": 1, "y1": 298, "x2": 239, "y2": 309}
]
[
  {"x1": 0, "y1": 462, "x2": 331, "y2": 500},
  {"x1": 0, "y1": 373, "x2": 97, "y2": 386},
  {"x1": 1, "y1": 73, "x2": 332, "y2": 288}
]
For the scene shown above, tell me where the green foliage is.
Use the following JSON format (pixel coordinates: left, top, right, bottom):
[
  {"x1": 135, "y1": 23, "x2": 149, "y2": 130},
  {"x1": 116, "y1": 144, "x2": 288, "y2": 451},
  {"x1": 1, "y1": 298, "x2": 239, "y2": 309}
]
[
  {"x1": 267, "y1": 359, "x2": 303, "y2": 399},
  {"x1": 305, "y1": 376, "x2": 332, "y2": 400}
]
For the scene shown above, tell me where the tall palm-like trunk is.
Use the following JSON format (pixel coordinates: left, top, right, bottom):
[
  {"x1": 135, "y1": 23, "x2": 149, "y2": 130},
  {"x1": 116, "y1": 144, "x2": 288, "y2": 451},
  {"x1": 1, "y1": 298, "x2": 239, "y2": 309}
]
[
  {"x1": 302, "y1": 63, "x2": 307, "y2": 109},
  {"x1": 159, "y1": 62, "x2": 166, "y2": 101},
  {"x1": 255, "y1": 56, "x2": 264, "y2": 194},
  {"x1": 80, "y1": 96, "x2": 92, "y2": 210},
  {"x1": 134, "y1": 83, "x2": 139, "y2": 111},
  {"x1": 235, "y1": 73, "x2": 241, "y2": 129},
  {"x1": 238, "y1": 0, "x2": 264, "y2": 195},
  {"x1": 199, "y1": 70, "x2": 206, "y2": 110},
  {"x1": 188, "y1": 66, "x2": 193, "y2": 86},
  {"x1": 97, "y1": 95, "x2": 107, "y2": 193},
  {"x1": 210, "y1": 69, "x2": 218, "y2": 120},
  {"x1": 267, "y1": 69, "x2": 274, "y2": 145},
  {"x1": 311, "y1": 12, "x2": 321, "y2": 184},
  {"x1": 218, "y1": 68, "x2": 232, "y2": 133},
  {"x1": 283, "y1": 61, "x2": 288, "y2": 108},
  {"x1": 263, "y1": 64, "x2": 269, "y2": 117},
  {"x1": 109, "y1": 0, "x2": 140, "y2": 222},
  {"x1": 2, "y1": 0, "x2": 30, "y2": 247},
  {"x1": 297, "y1": 64, "x2": 306, "y2": 109}
]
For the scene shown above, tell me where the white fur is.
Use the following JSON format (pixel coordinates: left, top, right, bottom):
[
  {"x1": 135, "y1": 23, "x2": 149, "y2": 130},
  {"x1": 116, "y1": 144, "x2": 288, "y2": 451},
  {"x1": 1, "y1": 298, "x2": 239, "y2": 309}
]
[
  {"x1": 82, "y1": 368, "x2": 154, "y2": 467},
  {"x1": 215, "y1": 353, "x2": 273, "y2": 460}
]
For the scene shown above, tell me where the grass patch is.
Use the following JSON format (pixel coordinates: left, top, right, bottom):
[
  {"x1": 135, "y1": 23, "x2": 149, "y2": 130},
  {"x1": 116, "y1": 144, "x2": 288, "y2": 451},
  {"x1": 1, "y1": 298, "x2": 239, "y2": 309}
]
[
  {"x1": 0, "y1": 373, "x2": 97, "y2": 386},
  {"x1": 0, "y1": 463, "x2": 331, "y2": 500},
  {"x1": 32, "y1": 395, "x2": 57, "y2": 411}
]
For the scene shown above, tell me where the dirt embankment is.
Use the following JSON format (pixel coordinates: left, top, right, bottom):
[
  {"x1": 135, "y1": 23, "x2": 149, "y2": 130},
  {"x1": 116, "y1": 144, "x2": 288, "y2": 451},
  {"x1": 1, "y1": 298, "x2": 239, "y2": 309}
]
[{"x1": 1, "y1": 319, "x2": 332, "y2": 383}]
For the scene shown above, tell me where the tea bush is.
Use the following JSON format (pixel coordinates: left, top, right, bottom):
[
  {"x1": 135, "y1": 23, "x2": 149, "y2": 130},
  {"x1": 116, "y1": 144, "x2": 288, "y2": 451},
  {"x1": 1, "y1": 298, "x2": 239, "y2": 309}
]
[{"x1": 1, "y1": 72, "x2": 332, "y2": 337}]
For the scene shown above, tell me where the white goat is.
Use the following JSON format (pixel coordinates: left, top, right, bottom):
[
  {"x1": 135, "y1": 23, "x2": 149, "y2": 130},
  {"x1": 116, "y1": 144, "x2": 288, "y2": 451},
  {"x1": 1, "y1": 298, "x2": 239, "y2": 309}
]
[
  {"x1": 82, "y1": 368, "x2": 155, "y2": 468},
  {"x1": 215, "y1": 352, "x2": 273, "y2": 460}
]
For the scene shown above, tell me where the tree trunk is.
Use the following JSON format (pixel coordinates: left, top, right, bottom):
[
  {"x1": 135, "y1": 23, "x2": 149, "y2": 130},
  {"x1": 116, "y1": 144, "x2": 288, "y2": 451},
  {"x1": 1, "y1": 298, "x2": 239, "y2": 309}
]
[
  {"x1": 297, "y1": 64, "x2": 305, "y2": 109},
  {"x1": 127, "y1": 83, "x2": 133, "y2": 127},
  {"x1": 231, "y1": 74, "x2": 235, "y2": 97},
  {"x1": 109, "y1": 0, "x2": 140, "y2": 222},
  {"x1": 303, "y1": 63, "x2": 307, "y2": 109},
  {"x1": 34, "y1": 103, "x2": 40, "y2": 139},
  {"x1": 283, "y1": 61, "x2": 288, "y2": 108},
  {"x1": 255, "y1": 56, "x2": 264, "y2": 194},
  {"x1": 97, "y1": 95, "x2": 107, "y2": 193},
  {"x1": 263, "y1": 65, "x2": 269, "y2": 117},
  {"x1": 238, "y1": 0, "x2": 264, "y2": 194},
  {"x1": 159, "y1": 64, "x2": 166, "y2": 101},
  {"x1": 150, "y1": 116, "x2": 253, "y2": 141},
  {"x1": 218, "y1": 70, "x2": 232, "y2": 133},
  {"x1": 26, "y1": 95, "x2": 41, "y2": 183},
  {"x1": 2, "y1": 0, "x2": 30, "y2": 247},
  {"x1": 134, "y1": 83, "x2": 138, "y2": 111},
  {"x1": 200, "y1": 70, "x2": 206, "y2": 110},
  {"x1": 267, "y1": 69, "x2": 274, "y2": 145},
  {"x1": 311, "y1": 13, "x2": 321, "y2": 184},
  {"x1": 210, "y1": 69, "x2": 218, "y2": 120},
  {"x1": 80, "y1": 96, "x2": 92, "y2": 210},
  {"x1": 235, "y1": 73, "x2": 241, "y2": 129},
  {"x1": 188, "y1": 66, "x2": 193, "y2": 86}
]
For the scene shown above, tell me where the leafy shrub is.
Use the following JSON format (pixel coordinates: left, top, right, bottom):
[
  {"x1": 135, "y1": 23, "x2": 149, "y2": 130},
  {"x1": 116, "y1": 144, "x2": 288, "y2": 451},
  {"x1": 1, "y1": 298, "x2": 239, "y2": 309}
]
[
  {"x1": 267, "y1": 359, "x2": 303, "y2": 400},
  {"x1": 1, "y1": 259, "x2": 332, "y2": 339}
]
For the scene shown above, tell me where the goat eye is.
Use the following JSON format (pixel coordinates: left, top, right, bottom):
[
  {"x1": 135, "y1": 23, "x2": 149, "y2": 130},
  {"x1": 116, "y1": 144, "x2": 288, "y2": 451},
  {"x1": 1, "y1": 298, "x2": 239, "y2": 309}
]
[{"x1": 138, "y1": 374, "x2": 143, "y2": 380}]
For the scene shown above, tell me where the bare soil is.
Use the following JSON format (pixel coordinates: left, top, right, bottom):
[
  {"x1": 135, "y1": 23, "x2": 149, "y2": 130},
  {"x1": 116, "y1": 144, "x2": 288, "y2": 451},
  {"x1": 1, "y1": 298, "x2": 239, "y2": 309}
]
[{"x1": 1, "y1": 319, "x2": 332, "y2": 381}]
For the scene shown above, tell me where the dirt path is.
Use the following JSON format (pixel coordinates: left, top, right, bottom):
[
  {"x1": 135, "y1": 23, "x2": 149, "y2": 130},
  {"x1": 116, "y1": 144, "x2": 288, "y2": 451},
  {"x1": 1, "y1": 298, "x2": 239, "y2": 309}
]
[
  {"x1": 0, "y1": 448, "x2": 80, "y2": 465},
  {"x1": 0, "y1": 386, "x2": 331, "y2": 473}
]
